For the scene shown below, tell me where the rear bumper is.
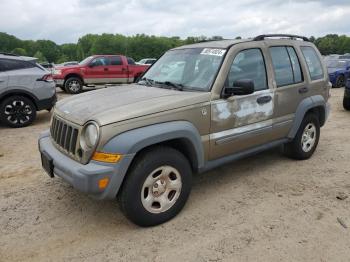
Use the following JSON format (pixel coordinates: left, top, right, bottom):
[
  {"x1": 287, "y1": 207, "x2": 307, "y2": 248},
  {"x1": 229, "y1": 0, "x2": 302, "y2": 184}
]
[
  {"x1": 38, "y1": 131, "x2": 134, "y2": 200},
  {"x1": 36, "y1": 93, "x2": 57, "y2": 111}
]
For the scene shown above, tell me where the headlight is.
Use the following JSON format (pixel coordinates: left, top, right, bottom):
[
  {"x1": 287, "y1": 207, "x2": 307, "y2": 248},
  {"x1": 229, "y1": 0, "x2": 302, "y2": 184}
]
[
  {"x1": 53, "y1": 69, "x2": 62, "y2": 75},
  {"x1": 81, "y1": 122, "x2": 99, "y2": 149}
]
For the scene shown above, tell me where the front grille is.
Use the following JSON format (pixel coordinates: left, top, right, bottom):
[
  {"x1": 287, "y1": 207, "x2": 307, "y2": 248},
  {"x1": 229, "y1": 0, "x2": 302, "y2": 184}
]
[{"x1": 50, "y1": 116, "x2": 79, "y2": 157}]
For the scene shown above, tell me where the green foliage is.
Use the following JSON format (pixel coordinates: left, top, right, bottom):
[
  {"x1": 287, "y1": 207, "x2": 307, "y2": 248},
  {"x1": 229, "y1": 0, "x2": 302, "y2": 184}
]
[
  {"x1": 33, "y1": 51, "x2": 46, "y2": 62},
  {"x1": 1, "y1": 32, "x2": 350, "y2": 63},
  {"x1": 11, "y1": 48, "x2": 27, "y2": 56}
]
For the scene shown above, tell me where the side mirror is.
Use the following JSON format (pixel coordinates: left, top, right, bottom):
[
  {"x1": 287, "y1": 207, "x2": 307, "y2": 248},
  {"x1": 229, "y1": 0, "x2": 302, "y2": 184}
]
[
  {"x1": 89, "y1": 62, "x2": 96, "y2": 68},
  {"x1": 346, "y1": 66, "x2": 350, "y2": 71},
  {"x1": 224, "y1": 79, "x2": 255, "y2": 97}
]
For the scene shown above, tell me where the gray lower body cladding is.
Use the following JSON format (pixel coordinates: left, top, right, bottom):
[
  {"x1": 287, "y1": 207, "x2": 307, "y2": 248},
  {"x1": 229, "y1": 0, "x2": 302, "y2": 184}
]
[{"x1": 38, "y1": 132, "x2": 134, "y2": 200}]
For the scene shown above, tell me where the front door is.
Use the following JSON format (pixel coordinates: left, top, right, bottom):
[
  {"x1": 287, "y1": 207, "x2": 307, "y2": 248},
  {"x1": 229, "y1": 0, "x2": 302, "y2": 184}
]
[
  {"x1": 85, "y1": 56, "x2": 110, "y2": 84},
  {"x1": 209, "y1": 47, "x2": 275, "y2": 160}
]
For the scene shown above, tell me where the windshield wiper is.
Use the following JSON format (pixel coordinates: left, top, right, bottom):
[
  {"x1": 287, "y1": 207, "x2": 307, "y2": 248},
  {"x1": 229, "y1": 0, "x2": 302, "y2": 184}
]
[
  {"x1": 138, "y1": 77, "x2": 155, "y2": 86},
  {"x1": 160, "y1": 81, "x2": 184, "y2": 91}
]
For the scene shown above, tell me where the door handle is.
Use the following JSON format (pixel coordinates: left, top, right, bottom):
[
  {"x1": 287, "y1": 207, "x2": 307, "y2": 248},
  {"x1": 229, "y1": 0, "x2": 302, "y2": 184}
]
[
  {"x1": 256, "y1": 95, "x2": 272, "y2": 104},
  {"x1": 122, "y1": 68, "x2": 127, "y2": 71},
  {"x1": 0, "y1": 80, "x2": 4, "y2": 83},
  {"x1": 298, "y1": 87, "x2": 309, "y2": 94},
  {"x1": 104, "y1": 68, "x2": 108, "y2": 71}
]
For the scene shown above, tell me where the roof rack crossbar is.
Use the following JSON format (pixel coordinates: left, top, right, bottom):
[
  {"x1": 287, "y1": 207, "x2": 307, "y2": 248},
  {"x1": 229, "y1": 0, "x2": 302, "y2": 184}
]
[{"x1": 253, "y1": 34, "x2": 310, "y2": 42}]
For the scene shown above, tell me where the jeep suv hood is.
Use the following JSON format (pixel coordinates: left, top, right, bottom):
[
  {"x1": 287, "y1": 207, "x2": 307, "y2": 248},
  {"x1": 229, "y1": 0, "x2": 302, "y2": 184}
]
[{"x1": 54, "y1": 85, "x2": 210, "y2": 126}]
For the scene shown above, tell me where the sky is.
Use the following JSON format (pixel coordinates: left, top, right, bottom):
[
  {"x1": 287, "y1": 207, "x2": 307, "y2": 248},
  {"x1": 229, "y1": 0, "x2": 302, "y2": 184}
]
[{"x1": 0, "y1": 0, "x2": 349, "y2": 44}]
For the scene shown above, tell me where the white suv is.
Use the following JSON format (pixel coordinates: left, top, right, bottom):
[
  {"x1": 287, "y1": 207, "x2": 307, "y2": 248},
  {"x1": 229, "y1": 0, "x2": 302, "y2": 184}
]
[{"x1": 0, "y1": 53, "x2": 56, "y2": 128}]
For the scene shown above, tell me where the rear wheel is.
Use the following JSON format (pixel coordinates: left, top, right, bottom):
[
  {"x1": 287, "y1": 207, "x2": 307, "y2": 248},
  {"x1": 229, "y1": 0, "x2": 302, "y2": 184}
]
[
  {"x1": 343, "y1": 96, "x2": 350, "y2": 111},
  {"x1": 119, "y1": 146, "x2": 192, "y2": 227},
  {"x1": 64, "y1": 77, "x2": 83, "y2": 94},
  {"x1": 335, "y1": 75, "x2": 345, "y2": 88},
  {"x1": 0, "y1": 96, "x2": 36, "y2": 128},
  {"x1": 284, "y1": 113, "x2": 320, "y2": 160}
]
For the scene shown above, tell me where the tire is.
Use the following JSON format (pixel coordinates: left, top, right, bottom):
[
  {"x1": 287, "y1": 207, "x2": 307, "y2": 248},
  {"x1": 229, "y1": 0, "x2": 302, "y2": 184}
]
[
  {"x1": 284, "y1": 113, "x2": 320, "y2": 160},
  {"x1": 64, "y1": 77, "x2": 83, "y2": 94},
  {"x1": 335, "y1": 75, "x2": 345, "y2": 88},
  {"x1": 344, "y1": 96, "x2": 350, "y2": 111},
  {"x1": 0, "y1": 96, "x2": 36, "y2": 128},
  {"x1": 119, "y1": 146, "x2": 192, "y2": 227}
]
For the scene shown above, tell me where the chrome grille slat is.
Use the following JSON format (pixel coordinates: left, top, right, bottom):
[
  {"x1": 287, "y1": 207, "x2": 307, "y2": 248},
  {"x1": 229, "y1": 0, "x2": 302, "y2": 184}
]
[{"x1": 50, "y1": 116, "x2": 80, "y2": 158}]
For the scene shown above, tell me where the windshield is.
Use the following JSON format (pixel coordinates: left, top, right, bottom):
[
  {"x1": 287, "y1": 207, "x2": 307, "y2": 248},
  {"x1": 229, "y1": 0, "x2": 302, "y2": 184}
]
[
  {"x1": 138, "y1": 48, "x2": 226, "y2": 91},
  {"x1": 327, "y1": 60, "x2": 348, "y2": 68},
  {"x1": 79, "y1": 56, "x2": 94, "y2": 65}
]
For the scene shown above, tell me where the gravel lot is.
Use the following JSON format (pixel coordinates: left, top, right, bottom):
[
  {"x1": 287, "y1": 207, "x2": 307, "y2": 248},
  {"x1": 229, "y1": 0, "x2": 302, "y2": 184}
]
[{"x1": 0, "y1": 88, "x2": 349, "y2": 262}]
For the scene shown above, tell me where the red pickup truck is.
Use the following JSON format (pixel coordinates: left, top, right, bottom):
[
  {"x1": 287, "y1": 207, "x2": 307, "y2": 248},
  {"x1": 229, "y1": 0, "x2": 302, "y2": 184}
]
[{"x1": 53, "y1": 55, "x2": 149, "y2": 94}]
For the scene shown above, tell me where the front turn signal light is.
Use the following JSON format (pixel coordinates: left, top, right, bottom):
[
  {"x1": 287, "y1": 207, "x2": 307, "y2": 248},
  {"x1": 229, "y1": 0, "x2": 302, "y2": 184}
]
[
  {"x1": 98, "y1": 177, "x2": 109, "y2": 190},
  {"x1": 92, "y1": 152, "x2": 123, "y2": 163}
]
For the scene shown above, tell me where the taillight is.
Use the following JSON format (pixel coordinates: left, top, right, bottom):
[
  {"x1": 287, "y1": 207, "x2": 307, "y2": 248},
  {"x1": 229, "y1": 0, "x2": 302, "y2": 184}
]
[{"x1": 38, "y1": 74, "x2": 53, "y2": 82}]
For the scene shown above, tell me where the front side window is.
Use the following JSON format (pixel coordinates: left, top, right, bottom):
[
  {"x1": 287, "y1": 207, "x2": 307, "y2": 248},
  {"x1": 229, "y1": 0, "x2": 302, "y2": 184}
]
[
  {"x1": 301, "y1": 46, "x2": 324, "y2": 81},
  {"x1": 139, "y1": 48, "x2": 226, "y2": 91},
  {"x1": 90, "y1": 57, "x2": 110, "y2": 67},
  {"x1": 226, "y1": 48, "x2": 267, "y2": 91}
]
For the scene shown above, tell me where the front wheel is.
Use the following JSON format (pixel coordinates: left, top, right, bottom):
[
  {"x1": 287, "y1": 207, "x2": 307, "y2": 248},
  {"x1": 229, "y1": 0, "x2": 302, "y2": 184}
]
[
  {"x1": 335, "y1": 75, "x2": 345, "y2": 88},
  {"x1": 119, "y1": 146, "x2": 192, "y2": 227},
  {"x1": 64, "y1": 77, "x2": 83, "y2": 94},
  {"x1": 284, "y1": 113, "x2": 320, "y2": 160},
  {"x1": 0, "y1": 96, "x2": 36, "y2": 128}
]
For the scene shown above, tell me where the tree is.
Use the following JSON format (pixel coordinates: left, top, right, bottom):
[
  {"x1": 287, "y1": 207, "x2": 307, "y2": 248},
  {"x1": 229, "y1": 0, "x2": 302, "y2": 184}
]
[
  {"x1": 11, "y1": 48, "x2": 27, "y2": 56},
  {"x1": 33, "y1": 51, "x2": 46, "y2": 62}
]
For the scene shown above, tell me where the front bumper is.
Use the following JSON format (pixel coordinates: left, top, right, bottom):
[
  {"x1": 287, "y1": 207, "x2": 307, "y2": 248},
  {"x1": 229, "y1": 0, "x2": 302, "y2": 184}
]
[
  {"x1": 54, "y1": 78, "x2": 64, "y2": 86},
  {"x1": 38, "y1": 131, "x2": 134, "y2": 199}
]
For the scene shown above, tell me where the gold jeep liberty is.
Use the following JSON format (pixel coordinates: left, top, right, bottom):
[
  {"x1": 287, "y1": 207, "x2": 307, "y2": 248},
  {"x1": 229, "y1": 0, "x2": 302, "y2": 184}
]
[{"x1": 39, "y1": 34, "x2": 331, "y2": 226}]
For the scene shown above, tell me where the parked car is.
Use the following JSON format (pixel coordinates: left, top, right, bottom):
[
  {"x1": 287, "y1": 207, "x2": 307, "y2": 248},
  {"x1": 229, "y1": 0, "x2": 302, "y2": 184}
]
[
  {"x1": 53, "y1": 55, "x2": 149, "y2": 94},
  {"x1": 344, "y1": 79, "x2": 350, "y2": 110},
  {"x1": 326, "y1": 59, "x2": 350, "y2": 88},
  {"x1": 39, "y1": 34, "x2": 330, "y2": 226},
  {"x1": 0, "y1": 53, "x2": 56, "y2": 128},
  {"x1": 137, "y1": 58, "x2": 156, "y2": 65}
]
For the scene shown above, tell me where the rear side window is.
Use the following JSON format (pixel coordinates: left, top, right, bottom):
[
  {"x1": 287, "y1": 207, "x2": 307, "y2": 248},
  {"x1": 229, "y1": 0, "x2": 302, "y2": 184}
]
[
  {"x1": 127, "y1": 57, "x2": 135, "y2": 65},
  {"x1": 301, "y1": 46, "x2": 324, "y2": 81},
  {"x1": 0, "y1": 58, "x2": 35, "y2": 72},
  {"x1": 269, "y1": 46, "x2": 303, "y2": 87},
  {"x1": 227, "y1": 48, "x2": 268, "y2": 91},
  {"x1": 110, "y1": 56, "x2": 123, "y2": 65}
]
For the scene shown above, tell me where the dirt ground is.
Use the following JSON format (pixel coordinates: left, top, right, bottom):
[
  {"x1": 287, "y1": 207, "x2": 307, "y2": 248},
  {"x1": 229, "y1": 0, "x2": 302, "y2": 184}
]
[{"x1": 0, "y1": 88, "x2": 349, "y2": 262}]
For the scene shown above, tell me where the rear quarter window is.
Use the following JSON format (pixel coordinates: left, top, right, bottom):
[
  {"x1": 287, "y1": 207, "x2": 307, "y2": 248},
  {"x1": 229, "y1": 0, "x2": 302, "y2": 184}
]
[
  {"x1": 0, "y1": 58, "x2": 35, "y2": 72},
  {"x1": 301, "y1": 46, "x2": 324, "y2": 81}
]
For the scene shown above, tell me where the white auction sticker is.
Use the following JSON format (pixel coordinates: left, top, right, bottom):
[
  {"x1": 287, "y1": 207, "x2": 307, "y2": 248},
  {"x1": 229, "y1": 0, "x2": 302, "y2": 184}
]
[{"x1": 200, "y1": 48, "x2": 226, "y2": 56}]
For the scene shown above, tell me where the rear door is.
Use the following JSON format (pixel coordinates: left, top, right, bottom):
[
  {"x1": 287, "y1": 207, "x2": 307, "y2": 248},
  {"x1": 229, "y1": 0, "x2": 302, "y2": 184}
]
[
  {"x1": 268, "y1": 44, "x2": 307, "y2": 138},
  {"x1": 84, "y1": 56, "x2": 110, "y2": 84},
  {"x1": 108, "y1": 56, "x2": 128, "y2": 83}
]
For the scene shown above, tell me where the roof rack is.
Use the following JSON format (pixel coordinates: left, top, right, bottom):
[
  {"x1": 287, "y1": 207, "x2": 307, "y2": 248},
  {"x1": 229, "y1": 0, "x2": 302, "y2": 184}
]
[
  {"x1": 0, "y1": 52, "x2": 19, "y2": 56},
  {"x1": 253, "y1": 34, "x2": 310, "y2": 42}
]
